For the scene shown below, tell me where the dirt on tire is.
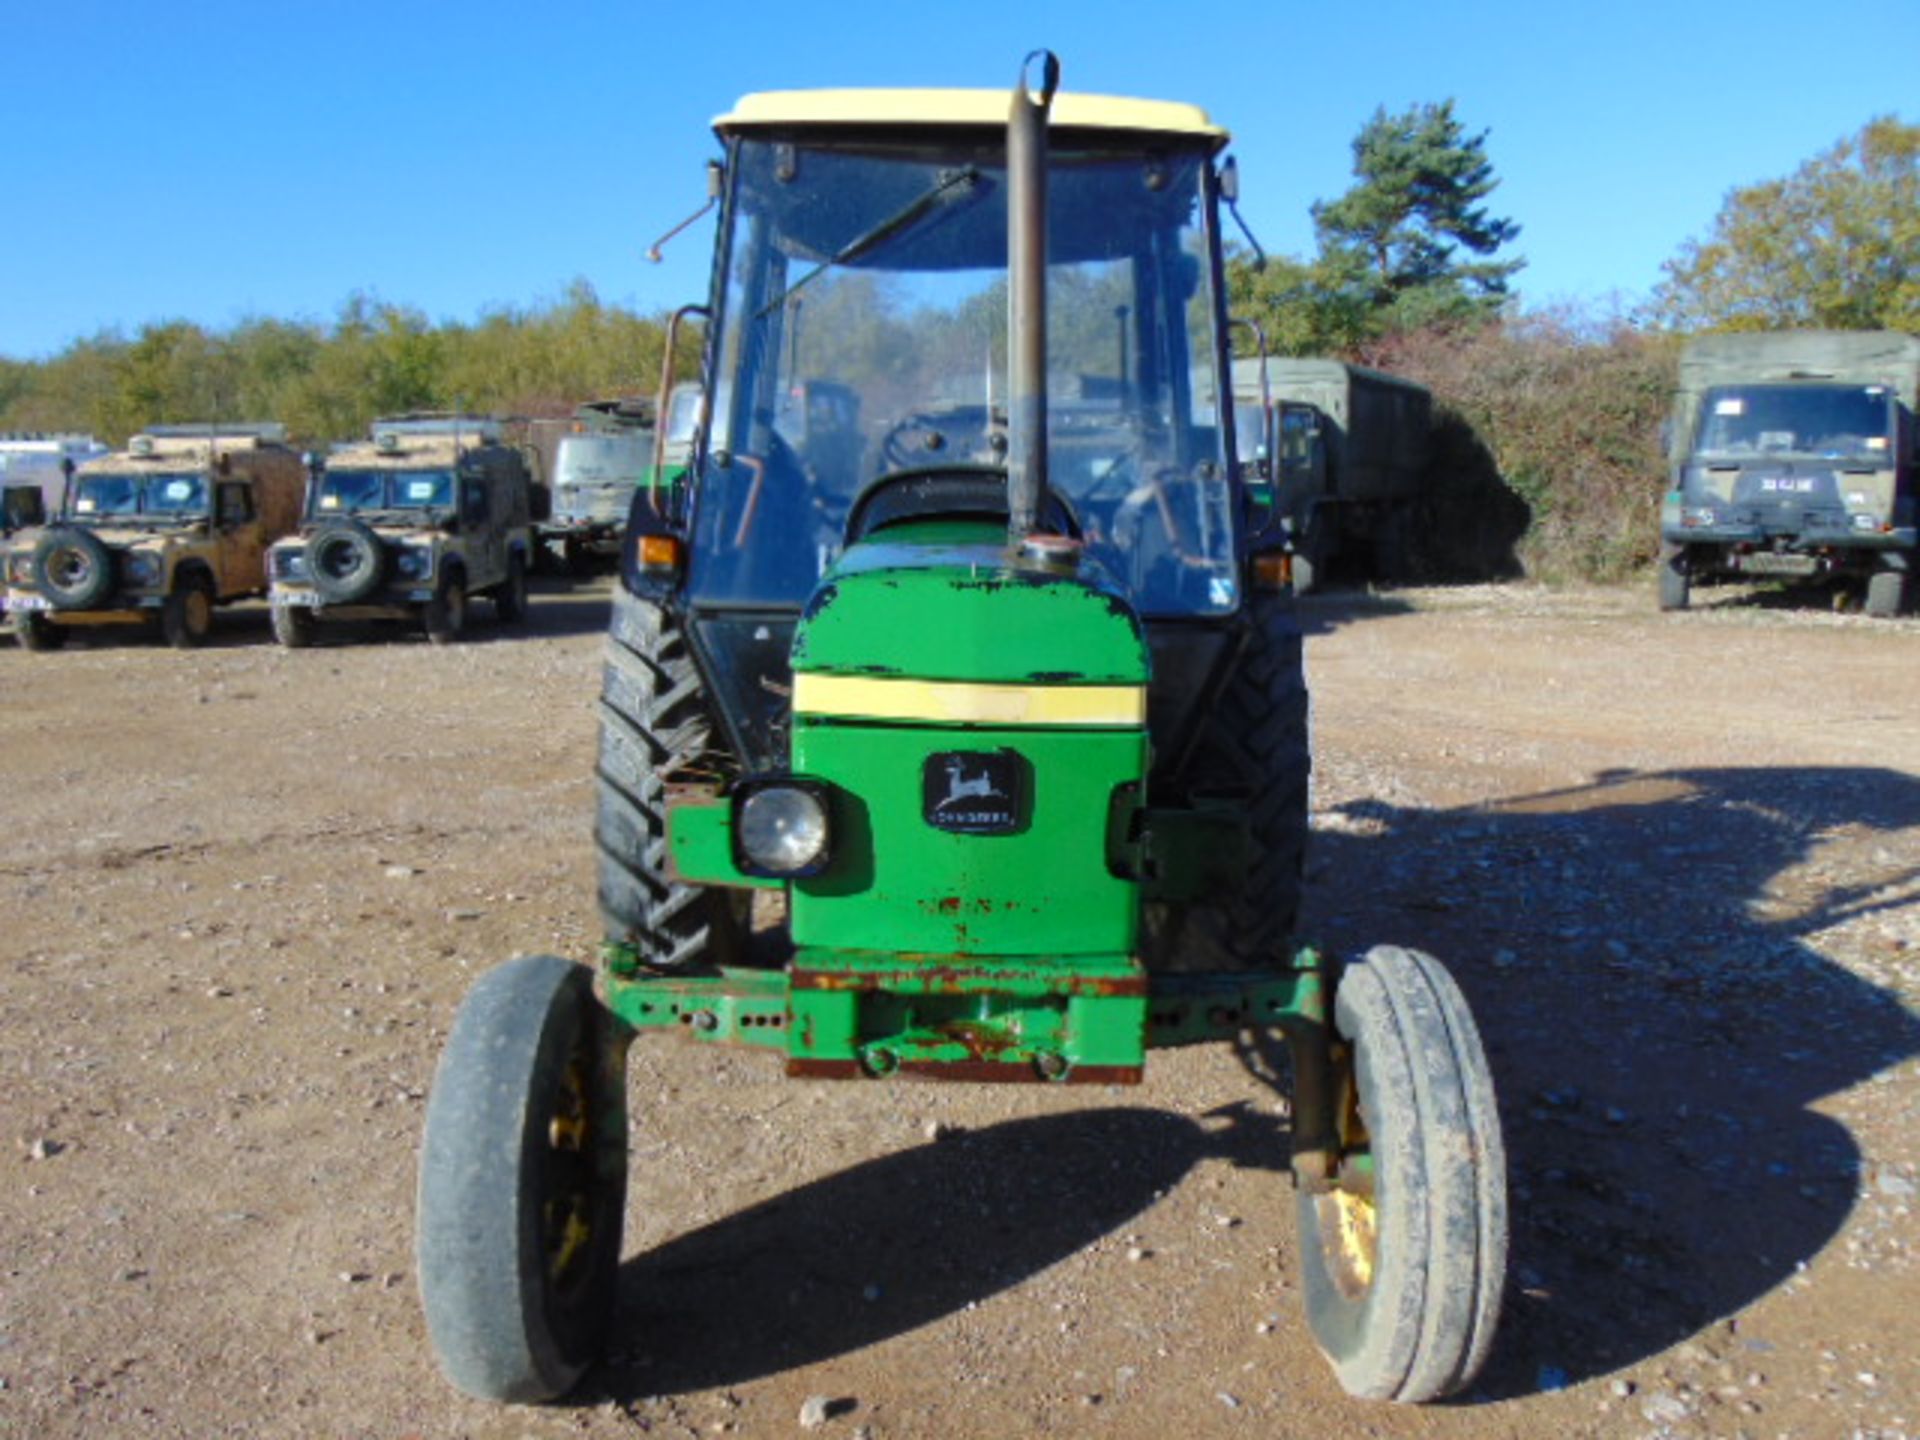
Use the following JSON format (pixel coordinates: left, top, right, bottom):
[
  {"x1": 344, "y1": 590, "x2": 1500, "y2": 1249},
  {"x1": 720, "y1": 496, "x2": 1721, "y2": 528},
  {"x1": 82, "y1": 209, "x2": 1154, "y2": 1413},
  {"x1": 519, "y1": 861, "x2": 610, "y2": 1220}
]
[{"x1": 2, "y1": 579, "x2": 1917, "y2": 1439}]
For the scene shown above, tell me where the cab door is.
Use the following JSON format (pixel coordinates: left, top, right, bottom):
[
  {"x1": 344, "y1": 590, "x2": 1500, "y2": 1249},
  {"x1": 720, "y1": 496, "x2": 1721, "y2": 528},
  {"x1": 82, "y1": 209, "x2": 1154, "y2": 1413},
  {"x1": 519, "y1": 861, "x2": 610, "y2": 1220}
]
[
  {"x1": 214, "y1": 480, "x2": 267, "y2": 596},
  {"x1": 460, "y1": 477, "x2": 503, "y2": 586}
]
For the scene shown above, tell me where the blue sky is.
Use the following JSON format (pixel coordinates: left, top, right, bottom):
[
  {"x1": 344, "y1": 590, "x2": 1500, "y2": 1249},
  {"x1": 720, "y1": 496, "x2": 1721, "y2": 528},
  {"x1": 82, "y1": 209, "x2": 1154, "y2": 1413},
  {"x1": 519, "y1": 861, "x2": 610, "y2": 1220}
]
[{"x1": 4, "y1": 0, "x2": 1914, "y2": 359}]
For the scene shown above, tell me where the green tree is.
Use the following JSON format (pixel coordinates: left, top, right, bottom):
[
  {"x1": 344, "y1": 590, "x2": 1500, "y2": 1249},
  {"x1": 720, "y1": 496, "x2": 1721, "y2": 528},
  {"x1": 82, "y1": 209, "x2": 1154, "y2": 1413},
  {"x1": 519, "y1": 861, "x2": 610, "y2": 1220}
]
[
  {"x1": 1657, "y1": 116, "x2": 1920, "y2": 332},
  {"x1": 1312, "y1": 100, "x2": 1522, "y2": 331}
]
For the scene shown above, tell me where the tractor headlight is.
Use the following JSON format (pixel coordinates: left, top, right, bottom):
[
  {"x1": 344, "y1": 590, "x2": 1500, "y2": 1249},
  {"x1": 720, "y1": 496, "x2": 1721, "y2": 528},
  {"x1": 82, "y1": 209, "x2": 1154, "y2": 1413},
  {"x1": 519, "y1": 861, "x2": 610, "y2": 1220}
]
[
  {"x1": 122, "y1": 551, "x2": 162, "y2": 588},
  {"x1": 734, "y1": 780, "x2": 831, "y2": 877},
  {"x1": 394, "y1": 545, "x2": 434, "y2": 581}
]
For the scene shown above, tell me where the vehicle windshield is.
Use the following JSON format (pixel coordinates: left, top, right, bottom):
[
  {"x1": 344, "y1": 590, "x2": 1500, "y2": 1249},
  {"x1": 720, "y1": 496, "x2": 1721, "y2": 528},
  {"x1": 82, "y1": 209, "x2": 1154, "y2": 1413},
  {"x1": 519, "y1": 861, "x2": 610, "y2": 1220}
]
[
  {"x1": 693, "y1": 132, "x2": 1236, "y2": 616},
  {"x1": 1692, "y1": 384, "x2": 1894, "y2": 463},
  {"x1": 70, "y1": 472, "x2": 207, "y2": 520},
  {"x1": 316, "y1": 468, "x2": 455, "y2": 514},
  {"x1": 554, "y1": 435, "x2": 650, "y2": 489}
]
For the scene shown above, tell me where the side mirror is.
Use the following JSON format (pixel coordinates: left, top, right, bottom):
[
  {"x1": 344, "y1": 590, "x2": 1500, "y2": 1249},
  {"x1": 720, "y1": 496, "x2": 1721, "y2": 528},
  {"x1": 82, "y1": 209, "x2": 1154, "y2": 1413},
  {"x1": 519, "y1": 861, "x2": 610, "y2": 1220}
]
[{"x1": 1219, "y1": 155, "x2": 1240, "y2": 204}]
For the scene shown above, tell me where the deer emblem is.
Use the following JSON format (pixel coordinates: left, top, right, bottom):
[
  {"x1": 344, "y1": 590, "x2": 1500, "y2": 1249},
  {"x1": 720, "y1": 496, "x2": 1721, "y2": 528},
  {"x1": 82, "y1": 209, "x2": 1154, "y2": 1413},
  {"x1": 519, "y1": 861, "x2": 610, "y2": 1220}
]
[{"x1": 937, "y1": 756, "x2": 1006, "y2": 809}]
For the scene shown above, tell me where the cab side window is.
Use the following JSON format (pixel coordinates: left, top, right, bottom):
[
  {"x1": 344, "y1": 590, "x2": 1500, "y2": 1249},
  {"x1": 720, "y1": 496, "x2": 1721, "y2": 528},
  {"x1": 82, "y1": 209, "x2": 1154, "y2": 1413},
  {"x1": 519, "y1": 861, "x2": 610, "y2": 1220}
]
[{"x1": 217, "y1": 482, "x2": 255, "y2": 525}]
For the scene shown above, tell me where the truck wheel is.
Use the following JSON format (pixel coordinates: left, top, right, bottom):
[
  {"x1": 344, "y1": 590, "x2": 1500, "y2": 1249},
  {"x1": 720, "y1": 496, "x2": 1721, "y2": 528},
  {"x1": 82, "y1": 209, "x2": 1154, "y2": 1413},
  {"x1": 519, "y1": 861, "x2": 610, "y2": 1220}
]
[
  {"x1": 495, "y1": 552, "x2": 528, "y2": 624},
  {"x1": 417, "y1": 955, "x2": 626, "y2": 1403},
  {"x1": 1148, "y1": 591, "x2": 1310, "y2": 970},
  {"x1": 271, "y1": 602, "x2": 316, "y2": 649},
  {"x1": 161, "y1": 573, "x2": 214, "y2": 649},
  {"x1": 1865, "y1": 566, "x2": 1909, "y2": 619},
  {"x1": 32, "y1": 528, "x2": 114, "y2": 610},
  {"x1": 1657, "y1": 545, "x2": 1691, "y2": 611},
  {"x1": 1298, "y1": 946, "x2": 1507, "y2": 1403},
  {"x1": 16, "y1": 613, "x2": 68, "y2": 651},
  {"x1": 425, "y1": 572, "x2": 467, "y2": 645},
  {"x1": 595, "y1": 586, "x2": 749, "y2": 968}
]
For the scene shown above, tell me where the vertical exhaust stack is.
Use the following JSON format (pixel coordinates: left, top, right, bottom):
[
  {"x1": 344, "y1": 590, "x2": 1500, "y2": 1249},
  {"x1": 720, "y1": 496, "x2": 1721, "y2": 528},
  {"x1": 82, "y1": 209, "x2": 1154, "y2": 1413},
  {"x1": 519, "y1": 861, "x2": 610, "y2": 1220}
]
[{"x1": 1006, "y1": 50, "x2": 1059, "y2": 544}]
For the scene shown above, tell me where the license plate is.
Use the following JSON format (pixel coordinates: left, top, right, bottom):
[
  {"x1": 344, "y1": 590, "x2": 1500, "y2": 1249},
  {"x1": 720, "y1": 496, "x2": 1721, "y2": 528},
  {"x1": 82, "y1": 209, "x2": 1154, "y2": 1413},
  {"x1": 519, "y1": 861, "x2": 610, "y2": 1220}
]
[
  {"x1": 270, "y1": 591, "x2": 322, "y2": 608},
  {"x1": 6, "y1": 593, "x2": 49, "y2": 612}
]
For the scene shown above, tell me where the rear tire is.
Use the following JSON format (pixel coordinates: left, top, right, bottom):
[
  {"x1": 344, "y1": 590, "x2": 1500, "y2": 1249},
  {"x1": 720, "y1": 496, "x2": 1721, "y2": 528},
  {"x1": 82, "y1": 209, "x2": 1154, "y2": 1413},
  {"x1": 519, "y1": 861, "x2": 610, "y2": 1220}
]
[
  {"x1": 1298, "y1": 946, "x2": 1507, "y2": 1402},
  {"x1": 425, "y1": 572, "x2": 467, "y2": 645},
  {"x1": 594, "y1": 586, "x2": 748, "y2": 968},
  {"x1": 1657, "y1": 544, "x2": 1691, "y2": 611},
  {"x1": 1147, "y1": 591, "x2": 1310, "y2": 970},
  {"x1": 495, "y1": 552, "x2": 528, "y2": 623},
  {"x1": 1865, "y1": 565, "x2": 1909, "y2": 619},
  {"x1": 417, "y1": 955, "x2": 626, "y2": 1402},
  {"x1": 161, "y1": 573, "x2": 214, "y2": 649}
]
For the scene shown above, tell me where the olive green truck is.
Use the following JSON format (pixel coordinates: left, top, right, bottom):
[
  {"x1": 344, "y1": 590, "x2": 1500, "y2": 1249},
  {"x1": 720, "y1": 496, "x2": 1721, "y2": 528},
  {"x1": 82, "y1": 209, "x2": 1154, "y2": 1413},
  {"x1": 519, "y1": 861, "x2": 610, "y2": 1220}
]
[{"x1": 1659, "y1": 330, "x2": 1920, "y2": 616}]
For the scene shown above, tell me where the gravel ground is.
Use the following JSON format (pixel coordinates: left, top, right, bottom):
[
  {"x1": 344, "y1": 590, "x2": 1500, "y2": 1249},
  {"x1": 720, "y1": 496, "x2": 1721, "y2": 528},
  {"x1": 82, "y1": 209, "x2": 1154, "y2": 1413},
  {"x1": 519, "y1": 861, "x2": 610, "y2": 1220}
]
[{"x1": 1, "y1": 578, "x2": 1916, "y2": 1440}]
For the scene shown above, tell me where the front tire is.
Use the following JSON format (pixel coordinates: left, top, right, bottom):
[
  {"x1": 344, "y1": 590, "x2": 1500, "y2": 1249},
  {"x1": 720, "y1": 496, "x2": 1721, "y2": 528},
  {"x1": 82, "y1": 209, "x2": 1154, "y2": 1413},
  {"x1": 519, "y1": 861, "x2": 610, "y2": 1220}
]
[
  {"x1": 594, "y1": 586, "x2": 747, "y2": 968},
  {"x1": 161, "y1": 574, "x2": 214, "y2": 649},
  {"x1": 271, "y1": 602, "x2": 316, "y2": 649},
  {"x1": 1298, "y1": 946, "x2": 1507, "y2": 1402},
  {"x1": 1865, "y1": 564, "x2": 1909, "y2": 619},
  {"x1": 16, "y1": 612, "x2": 68, "y2": 651},
  {"x1": 1657, "y1": 544, "x2": 1691, "y2": 611},
  {"x1": 416, "y1": 955, "x2": 627, "y2": 1403}
]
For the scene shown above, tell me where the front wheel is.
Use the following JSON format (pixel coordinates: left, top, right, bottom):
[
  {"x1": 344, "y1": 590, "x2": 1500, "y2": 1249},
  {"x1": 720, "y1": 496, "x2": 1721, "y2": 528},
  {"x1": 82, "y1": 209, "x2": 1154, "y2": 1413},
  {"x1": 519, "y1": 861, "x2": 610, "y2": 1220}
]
[
  {"x1": 416, "y1": 955, "x2": 628, "y2": 1402},
  {"x1": 271, "y1": 602, "x2": 316, "y2": 649},
  {"x1": 1657, "y1": 544, "x2": 1691, "y2": 611},
  {"x1": 1298, "y1": 946, "x2": 1507, "y2": 1402},
  {"x1": 16, "y1": 612, "x2": 68, "y2": 651}
]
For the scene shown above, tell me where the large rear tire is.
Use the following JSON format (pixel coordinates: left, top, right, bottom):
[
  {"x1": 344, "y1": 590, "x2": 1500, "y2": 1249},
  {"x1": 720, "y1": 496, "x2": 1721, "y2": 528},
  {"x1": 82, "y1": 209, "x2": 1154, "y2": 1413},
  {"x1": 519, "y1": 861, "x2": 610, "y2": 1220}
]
[
  {"x1": 595, "y1": 587, "x2": 747, "y2": 968},
  {"x1": 416, "y1": 955, "x2": 627, "y2": 1403},
  {"x1": 1298, "y1": 946, "x2": 1507, "y2": 1402},
  {"x1": 1148, "y1": 592, "x2": 1310, "y2": 970}
]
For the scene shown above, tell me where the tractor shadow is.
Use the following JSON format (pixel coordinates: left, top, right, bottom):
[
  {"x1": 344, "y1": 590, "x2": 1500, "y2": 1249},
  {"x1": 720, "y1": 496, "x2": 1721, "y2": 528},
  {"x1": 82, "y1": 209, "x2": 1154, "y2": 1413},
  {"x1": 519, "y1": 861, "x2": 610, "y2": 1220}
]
[
  {"x1": 1302, "y1": 765, "x2": 1920, "y2": 1395},
  {"x1": 600, "y1": 1104, "x2": 1289, "y2": 1397}
]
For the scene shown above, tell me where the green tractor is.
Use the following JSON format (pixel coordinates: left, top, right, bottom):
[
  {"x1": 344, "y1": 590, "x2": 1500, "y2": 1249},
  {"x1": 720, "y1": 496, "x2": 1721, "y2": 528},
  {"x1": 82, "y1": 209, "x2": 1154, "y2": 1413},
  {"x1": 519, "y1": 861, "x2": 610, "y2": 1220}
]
[{"x1": 416, "y1": 55, "x2": 1507, "y2": 1407}]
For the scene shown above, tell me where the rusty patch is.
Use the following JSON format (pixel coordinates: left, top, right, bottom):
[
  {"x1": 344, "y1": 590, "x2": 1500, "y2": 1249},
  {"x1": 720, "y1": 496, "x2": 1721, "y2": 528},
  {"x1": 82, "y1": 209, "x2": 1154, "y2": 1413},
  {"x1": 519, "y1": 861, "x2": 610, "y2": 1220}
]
[{"x1": 790, "y1": 964, "x2": 1146, "y2": 998}]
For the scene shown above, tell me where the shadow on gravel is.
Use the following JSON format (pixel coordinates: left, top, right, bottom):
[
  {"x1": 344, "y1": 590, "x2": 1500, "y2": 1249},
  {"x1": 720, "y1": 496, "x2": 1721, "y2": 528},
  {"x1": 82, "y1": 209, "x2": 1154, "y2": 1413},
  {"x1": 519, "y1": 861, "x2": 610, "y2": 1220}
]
[
  {"x1": 601, "y1": 1105, "x2": 1291, "y2": 1396},
  {"x1": 1305, "y1": 765, "x2": 1920, "y2": 1397},
  {"x1": 1292, "y1": 590, "x2": 1418, "y2": 637}
]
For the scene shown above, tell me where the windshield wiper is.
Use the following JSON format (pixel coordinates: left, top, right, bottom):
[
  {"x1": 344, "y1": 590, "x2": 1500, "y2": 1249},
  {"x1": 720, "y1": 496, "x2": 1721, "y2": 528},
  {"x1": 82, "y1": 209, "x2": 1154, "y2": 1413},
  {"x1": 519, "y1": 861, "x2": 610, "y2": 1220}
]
[{"x1": 758, "y1": 167, "x2": 982, "y2": 317}]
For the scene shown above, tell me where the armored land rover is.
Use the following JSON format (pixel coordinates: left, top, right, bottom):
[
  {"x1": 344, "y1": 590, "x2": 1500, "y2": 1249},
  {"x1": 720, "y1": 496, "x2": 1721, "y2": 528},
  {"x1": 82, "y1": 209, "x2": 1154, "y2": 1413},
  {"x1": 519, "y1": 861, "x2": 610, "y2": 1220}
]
[
  {"x1": 267, "y1": 415, "x2": 533, "y2": 647},
  {"x1": 3, "y1": 424, "x2": 304, "y2": 651},
  {"x1": 1659, "y1": 330, "x2": 1920, "y2": 616},
  {"x1": 540, "y1": 399, "x2": 657, "y2": 574}
]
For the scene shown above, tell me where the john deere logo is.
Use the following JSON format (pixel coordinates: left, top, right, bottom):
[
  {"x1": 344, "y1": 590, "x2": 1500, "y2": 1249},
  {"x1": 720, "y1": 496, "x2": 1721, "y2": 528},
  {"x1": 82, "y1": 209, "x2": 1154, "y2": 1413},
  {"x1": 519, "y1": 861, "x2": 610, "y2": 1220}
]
[{"x1": 923, "y1": 750, "x2": 1026, "y2": 835}]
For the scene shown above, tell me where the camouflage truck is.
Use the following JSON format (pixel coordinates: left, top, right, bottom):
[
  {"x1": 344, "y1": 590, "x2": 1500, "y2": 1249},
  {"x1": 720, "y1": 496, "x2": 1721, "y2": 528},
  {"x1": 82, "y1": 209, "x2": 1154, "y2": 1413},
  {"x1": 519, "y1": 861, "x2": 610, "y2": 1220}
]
[
  {"x1": 1659, "y1": 330, "x2": 1920, "y2": 616},
  {"x1": 267, "y1": 415, "x2": 534, "y2": 647},
  {"x1": 1231, "y1": 357, "x2": 1431, "y2": 592},
  {"x1": 3, "y1": 424, "x2": 303, "y2": 651}
]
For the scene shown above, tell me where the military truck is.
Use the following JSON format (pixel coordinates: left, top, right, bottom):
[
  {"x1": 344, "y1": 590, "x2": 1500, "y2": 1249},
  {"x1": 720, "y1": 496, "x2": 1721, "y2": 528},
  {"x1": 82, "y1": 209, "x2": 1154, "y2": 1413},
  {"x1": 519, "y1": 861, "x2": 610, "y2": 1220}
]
[
  {"x1": 3, "y1": 424, "x2": 303, "y2": 650},
  {"x1": 415, "y1": 56, "x2": 1506, "y2": 1410},
  {"x1": 1231, "y1": 357, "x2": 1431, "y2": 592},
  {"x1": 538, "y1": 399, "x2": 657, "y2": 573},
  {"x1": 267, "y1": 415, "x2": 533, "y2": 647},
  {"x1": 1659, "y1": 330, "x2": 1920, "y2": 616}
]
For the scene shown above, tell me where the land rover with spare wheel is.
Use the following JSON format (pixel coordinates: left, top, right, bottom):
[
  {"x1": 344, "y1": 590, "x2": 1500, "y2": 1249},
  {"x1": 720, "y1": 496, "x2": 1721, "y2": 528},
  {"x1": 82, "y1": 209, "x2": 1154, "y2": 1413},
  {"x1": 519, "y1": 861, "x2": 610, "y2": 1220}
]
[
  {"x1": 267, "y1": 415, "x2": 534, "y2": 647},
  {"x1": 3, "y1": 424, "x2": 303, "y2": 651}
]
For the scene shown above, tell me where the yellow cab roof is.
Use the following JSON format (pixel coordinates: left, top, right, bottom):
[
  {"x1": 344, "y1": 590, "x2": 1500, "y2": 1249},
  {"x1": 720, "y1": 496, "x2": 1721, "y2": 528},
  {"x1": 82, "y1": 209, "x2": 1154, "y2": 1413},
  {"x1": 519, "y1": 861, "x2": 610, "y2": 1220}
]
[{"x1": 714, "y1": 89, "x2": 1227, "y2": 147}]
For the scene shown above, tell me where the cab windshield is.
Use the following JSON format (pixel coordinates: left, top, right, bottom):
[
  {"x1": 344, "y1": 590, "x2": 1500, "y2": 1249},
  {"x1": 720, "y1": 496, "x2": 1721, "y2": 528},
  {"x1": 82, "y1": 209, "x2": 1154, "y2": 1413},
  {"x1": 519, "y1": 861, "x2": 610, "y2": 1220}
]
[
  {"x1": 70, "y1": 472, "x2": 207, "y2": 520},
  {"x1": 317, "y1": 468, "x2": 455, "y2": 514},
  {"x1": 693, "y1": 132, "x2": 1236, "y2": 616},
  {"x1": 1692, "y1": 384, "x2": 1894, "y2": 463},
  {"x1": 554, "y1": 435, "x2": 649, "y2": 489}
]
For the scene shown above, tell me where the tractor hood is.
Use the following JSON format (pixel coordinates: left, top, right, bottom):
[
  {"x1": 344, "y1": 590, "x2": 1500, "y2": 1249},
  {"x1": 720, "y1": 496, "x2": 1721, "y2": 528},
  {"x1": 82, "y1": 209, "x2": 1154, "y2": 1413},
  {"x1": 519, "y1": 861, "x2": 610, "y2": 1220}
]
[{"x1": 791, "y1": 518, "x2": 1150, "y2": 694}]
